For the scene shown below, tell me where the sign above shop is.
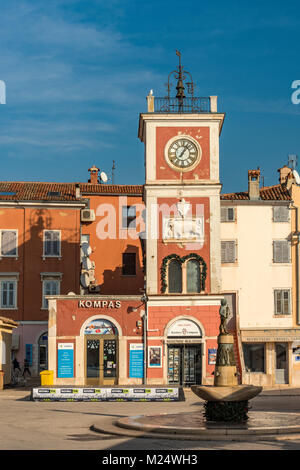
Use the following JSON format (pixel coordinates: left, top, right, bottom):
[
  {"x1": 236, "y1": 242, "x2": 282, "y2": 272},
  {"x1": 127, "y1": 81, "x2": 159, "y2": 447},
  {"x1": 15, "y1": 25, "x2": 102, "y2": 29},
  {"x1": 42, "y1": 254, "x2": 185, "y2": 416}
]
[
  {"x1": 78, "y1": 300, "x2": 121, "y2": 309},
  {"x1": 84, "y1": 319, "x2": 118, "y2": 335},
  {"x1": 167, "y1": 319, "x2": 202, "y2": 337}
]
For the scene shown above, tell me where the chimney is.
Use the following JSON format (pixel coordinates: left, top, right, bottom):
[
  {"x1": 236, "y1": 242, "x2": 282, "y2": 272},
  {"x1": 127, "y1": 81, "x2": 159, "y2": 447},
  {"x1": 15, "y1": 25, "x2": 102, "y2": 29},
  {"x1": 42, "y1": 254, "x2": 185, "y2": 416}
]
[
  {"x1": 147, "y1": 90, "x2": 154, "y2": 112},
  {"x1": 278, "y1": 165, "x2": 292, "y2": 185},
  {"x1": 75, "y1": 183, "x2": 81, "y2": 199},
  {"x1": 88, "y1": 165, "x2": 99, "y2": 184},
  {"x1": 248, "y1": 169, "x2": 260, "y2": 200}
]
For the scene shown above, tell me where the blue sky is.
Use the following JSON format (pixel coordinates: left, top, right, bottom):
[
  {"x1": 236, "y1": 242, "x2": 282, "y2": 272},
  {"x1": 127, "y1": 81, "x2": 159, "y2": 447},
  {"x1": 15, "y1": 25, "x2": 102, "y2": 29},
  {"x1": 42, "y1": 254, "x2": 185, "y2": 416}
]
[{"x1": 0, "y1": 0, "x2": 300, "y2": 193}]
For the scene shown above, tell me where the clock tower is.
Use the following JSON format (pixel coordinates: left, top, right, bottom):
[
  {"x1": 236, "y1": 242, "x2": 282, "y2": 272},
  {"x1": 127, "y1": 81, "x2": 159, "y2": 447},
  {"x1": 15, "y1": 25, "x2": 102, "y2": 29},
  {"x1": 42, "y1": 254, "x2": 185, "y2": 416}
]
[{"x1": 138, "y1": 53, "x2": 226, "y2": 386}]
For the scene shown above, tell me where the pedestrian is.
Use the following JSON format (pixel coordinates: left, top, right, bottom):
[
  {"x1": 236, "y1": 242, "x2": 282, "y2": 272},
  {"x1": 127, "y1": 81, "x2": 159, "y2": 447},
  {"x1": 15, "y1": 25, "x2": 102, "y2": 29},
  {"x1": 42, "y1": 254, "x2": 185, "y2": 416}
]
[
  {"x1": 23, "y1": 359, "x2": 31, "y2": 377},
  {"x1": 12, "y1": 358, "x2": 21, "y2": 373}
]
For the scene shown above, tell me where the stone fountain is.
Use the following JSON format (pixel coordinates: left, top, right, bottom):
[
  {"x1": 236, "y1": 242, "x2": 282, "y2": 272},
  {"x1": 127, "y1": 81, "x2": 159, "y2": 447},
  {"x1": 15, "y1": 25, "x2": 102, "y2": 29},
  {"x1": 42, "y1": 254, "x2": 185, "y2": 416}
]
[
  {"x1": 92, "y1": 299, "x2": 300, "y2": 438},
  {"x1": 191, "y1": 299, "x2": 262, "y2": 422}
]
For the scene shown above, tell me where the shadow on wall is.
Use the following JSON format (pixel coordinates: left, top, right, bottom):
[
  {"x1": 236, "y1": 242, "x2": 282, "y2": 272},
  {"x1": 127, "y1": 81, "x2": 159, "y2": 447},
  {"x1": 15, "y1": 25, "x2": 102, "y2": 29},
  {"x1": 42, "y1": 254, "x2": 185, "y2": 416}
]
[{"x1": 100, "y1": 244, "x2": 144, "y2": 295}]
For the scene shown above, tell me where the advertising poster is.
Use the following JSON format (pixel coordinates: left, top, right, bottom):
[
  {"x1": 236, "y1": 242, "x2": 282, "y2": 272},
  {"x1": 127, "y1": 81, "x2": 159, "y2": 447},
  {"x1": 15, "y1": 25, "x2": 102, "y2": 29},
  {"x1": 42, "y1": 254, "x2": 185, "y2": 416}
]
[
  {"x1": 57, "y1": 343, "x2": 74, "y2": 378},
  {"x1": 129, "y1": 343, "x2": 144, "y2": 378},
  {"x1": 148, "y1": 346, "x2": 162, "y2": 368},
  {"x1": 208, "y1": 348, "x2": 217, "y2": 365}
]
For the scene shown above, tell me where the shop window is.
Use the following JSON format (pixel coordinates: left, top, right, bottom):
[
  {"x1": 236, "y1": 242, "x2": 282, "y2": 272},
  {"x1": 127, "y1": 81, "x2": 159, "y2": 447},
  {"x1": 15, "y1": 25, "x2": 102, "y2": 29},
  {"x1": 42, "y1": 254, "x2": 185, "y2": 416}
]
[
  {"x1": 43, "y1": 230, "x2": 61, "y2": 257},
  {"x1": 122, "y1": 206, "x2": 136, "y2": 229},
  {"x1": 0, "y1": 230, "x2": 18, "y2": 257},
  {"x1": 122, "y1": 253, "x2": 136, "y2": 276},
  {"x1": 243, "y1": 343, "x2": 265, "y2": 373}
]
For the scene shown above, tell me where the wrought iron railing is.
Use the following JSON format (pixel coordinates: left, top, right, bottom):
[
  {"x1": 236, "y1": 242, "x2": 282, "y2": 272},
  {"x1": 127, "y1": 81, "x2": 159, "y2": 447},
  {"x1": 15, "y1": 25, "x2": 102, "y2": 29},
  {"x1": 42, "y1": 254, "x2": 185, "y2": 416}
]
[{"x1": 154, "y1": 97, "x2": 211, "y2": 113}]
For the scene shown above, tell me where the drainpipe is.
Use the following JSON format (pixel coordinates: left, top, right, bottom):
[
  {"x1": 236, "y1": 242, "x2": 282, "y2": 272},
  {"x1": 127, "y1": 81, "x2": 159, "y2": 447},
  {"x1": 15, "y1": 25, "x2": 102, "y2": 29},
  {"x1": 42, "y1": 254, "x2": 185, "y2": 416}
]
[
  {"x1": 290, "y1": 204, "x2": 300, "y2": 325},
  {"x1": 141, "y1": 292, "x2": 148, "y2": 385}
]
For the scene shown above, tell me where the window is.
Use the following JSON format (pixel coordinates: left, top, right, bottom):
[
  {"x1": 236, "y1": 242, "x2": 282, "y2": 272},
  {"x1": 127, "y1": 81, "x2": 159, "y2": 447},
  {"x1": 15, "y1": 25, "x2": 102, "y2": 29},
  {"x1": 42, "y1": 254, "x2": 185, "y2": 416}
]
[
  {"x1": 274, "y1": 289, "x2": 291, "y2": 315},
  {"x1": 43, "y1": 230, "x2": 61, "y2": 257},
  {"x1": 122, "y1": 253, "x2": 136, "y2": 276},
  {"x1": 221, "y1": 207, "x2": 235, "y2": 222},
  {"x1": 0, "y1": 230, "x2": 17, "y2": 257},
  {"x1": 273, "y1": 240, "x2": 290, "y2": 263},
  {"x1": 162, "y1": 255, "x2": 206, "y2": 294},
  {"x1": 243, "y1": 343, "x2": 265, "y2": 373},
  {"x1": 168, "y1": 259, "x2": 182, "y2": 293},
  {"x1": 122, "y1": 206, "x2": 136, "y2": 229},
  {"x1": 273, "y1": 206, "x2": 289, "y2": 222},
  {"x1": 221, "y1": 241, "x2": 236, "y2": 263},
  {"x1": 0, "y1": 280, "x2": 17, "y2": 308},
  {"x1": 42, "y1": 280, "x2": 60, "y2": 309},
  {"x1": 186, "y1": 259, "x2": 200, "y2": 293}
]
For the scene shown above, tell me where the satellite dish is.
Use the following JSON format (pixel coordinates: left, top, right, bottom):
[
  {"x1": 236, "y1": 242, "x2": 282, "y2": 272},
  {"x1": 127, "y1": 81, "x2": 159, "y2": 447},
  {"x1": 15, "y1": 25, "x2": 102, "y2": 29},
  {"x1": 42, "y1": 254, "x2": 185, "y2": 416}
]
[
  {"x1": 293, "y1": 170, "x2": 300, "y2": 185},
  {"x1": 80, "y1": 272, "x2": 90, "y2": 288},
  {"x1": 81, "y1": 242, "x2": 92, "y2": 256},
  {"x1": 100, "y1": 171, "x2": 108, "y2": 183},
  {"x1": 82, "y1": 257, "x2": 92, "y2": 270}
]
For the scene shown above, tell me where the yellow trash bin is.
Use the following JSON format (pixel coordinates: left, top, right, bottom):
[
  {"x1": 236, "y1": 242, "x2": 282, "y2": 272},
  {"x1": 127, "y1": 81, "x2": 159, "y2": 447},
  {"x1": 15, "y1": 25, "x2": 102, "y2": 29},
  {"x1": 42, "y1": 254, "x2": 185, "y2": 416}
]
[{"x1": 40, "y1": 370, "x2": 54, "y2": 386}]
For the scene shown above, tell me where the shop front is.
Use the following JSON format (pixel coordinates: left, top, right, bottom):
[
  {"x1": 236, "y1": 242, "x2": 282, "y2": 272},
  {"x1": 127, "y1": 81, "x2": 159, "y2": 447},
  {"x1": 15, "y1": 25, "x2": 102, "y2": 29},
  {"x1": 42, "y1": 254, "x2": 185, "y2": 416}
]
[
  {"x1": 146, "y1": 296, "x2": 223, "y2": 386},
  {"x1": 241, "y1": 329, "x2": 300, "y2": 387},
  {"x1": 166, "y1": 318, "x2": 203, "y2": 386},
  {"x1": 47, "y1": 295, "x2": 145, "y2": 386}
]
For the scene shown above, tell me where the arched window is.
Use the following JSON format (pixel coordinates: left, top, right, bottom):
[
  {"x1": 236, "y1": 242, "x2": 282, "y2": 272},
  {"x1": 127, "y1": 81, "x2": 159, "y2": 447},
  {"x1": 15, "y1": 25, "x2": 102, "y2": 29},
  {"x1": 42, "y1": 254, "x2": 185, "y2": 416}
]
[
  {"x1": 168, "y1": 259, "x2": 182, "y2": 293},
  {"x1": 162, "y1": 253, "x2": 207, "y2": 294},
  {"x1": 186, "y1": 259, "x2": 201, "y2": 293}
]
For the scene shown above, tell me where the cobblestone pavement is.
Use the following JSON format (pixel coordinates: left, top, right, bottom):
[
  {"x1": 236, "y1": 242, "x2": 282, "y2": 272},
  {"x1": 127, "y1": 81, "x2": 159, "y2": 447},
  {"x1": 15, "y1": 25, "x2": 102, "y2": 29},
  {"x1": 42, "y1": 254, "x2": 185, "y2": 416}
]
[{"x1": 2, "y1": 383, "x2": 300, "y2": 451}]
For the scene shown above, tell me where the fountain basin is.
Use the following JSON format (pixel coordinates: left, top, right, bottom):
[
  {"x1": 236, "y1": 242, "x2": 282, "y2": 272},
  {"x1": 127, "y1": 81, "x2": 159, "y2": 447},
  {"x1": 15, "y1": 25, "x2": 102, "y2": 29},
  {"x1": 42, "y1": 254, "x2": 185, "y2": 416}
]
[{"x1": 191, "y1": 384, "x2": 262, "y2": 402}]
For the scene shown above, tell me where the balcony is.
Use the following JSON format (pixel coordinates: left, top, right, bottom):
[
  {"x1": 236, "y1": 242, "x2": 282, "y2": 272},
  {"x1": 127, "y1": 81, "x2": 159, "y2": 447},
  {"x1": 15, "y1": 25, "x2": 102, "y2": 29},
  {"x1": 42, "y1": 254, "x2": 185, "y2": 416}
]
[{"x1": 146, "y1": 94, "x2": 218, "y2": 114}]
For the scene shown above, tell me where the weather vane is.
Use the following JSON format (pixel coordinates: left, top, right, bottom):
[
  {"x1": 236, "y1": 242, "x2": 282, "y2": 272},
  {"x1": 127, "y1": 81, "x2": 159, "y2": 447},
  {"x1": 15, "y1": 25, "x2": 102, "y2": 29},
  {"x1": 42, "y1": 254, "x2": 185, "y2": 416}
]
[{"x1": 165, "y1": 50, "x2": 195, "y2": 110}]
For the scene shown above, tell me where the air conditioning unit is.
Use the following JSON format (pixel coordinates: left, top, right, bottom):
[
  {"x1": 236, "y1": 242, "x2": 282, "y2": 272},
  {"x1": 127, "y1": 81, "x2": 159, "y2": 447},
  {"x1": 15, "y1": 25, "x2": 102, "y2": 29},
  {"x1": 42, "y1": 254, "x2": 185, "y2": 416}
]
[{"x1": 81, "y1": 209, "x2": 95, "y2": 222}]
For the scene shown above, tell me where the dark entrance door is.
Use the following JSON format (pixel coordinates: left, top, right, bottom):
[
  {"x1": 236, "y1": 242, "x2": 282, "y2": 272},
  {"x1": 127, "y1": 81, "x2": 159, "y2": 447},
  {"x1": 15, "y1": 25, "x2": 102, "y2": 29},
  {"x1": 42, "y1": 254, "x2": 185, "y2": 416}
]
[
  {"x1": 275, "y1": 343, "x2": 288, "y2": 384},
  {"x1": 167, "y1": 344, "x2": 202, "y2": 386}
]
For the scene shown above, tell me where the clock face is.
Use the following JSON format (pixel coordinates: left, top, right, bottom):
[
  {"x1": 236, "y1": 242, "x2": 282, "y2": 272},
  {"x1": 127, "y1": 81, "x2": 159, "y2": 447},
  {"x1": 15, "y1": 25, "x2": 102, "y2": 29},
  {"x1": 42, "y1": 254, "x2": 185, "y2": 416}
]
[{"x1": 166, "y1": 137, "x2": 200, "y2": 171}]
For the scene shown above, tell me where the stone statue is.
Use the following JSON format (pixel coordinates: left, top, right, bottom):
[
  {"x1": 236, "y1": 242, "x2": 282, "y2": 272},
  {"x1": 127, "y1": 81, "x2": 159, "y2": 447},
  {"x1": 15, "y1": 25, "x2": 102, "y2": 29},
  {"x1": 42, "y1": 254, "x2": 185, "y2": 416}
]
[{"x1": 219, "y1": 298, "x2": 230, "y2": 335}]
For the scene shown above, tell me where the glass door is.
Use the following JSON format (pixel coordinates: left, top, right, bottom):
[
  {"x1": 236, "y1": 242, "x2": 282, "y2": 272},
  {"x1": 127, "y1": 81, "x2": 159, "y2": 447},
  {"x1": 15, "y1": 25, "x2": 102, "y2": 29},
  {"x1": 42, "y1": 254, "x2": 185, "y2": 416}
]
[
  {"x1": 168, "y1": 344, "x2": 202, "y2": 386},
  {"x1": 275, "y1": 343, "x2": 288, "y2": 384},
  {"x1": 86, "y1": 339, "x2": 100, "y2": 379},
  {"x1": 85, "y1": 335, "x2": 118, "y2": 385},
  {"x1": 168, "y1": 347, "x2": 181, "y2": 384}
]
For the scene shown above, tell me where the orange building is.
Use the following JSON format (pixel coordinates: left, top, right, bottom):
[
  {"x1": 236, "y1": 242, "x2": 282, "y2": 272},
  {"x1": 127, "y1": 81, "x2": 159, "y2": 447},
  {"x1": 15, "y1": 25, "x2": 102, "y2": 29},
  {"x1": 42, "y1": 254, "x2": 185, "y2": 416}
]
[{"x1": 0, "y1": 178, "x2": 144, "y2": 377}]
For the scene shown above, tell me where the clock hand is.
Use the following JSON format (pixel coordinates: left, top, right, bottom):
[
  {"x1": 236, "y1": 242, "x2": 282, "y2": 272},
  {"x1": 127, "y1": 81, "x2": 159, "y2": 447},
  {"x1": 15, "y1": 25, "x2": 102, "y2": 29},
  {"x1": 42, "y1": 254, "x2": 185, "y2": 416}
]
[{"x1": 178, "y1": 148, "x2": 187, "y2": 159}]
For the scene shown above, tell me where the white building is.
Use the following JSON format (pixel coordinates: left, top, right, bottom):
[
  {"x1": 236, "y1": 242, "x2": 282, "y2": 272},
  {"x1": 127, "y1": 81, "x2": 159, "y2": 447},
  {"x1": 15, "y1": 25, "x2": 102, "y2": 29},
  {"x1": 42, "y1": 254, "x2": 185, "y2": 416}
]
[{"x1": 220, "y1": 168, "x2": 300, "y2": 387}]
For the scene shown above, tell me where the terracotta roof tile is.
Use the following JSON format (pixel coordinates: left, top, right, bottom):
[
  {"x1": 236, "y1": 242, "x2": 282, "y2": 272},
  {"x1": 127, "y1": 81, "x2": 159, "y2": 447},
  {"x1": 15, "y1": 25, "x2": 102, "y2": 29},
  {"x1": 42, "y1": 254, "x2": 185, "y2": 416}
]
[
  {"x1": 0, "y1": 181, "x2": 143, "y2": 201},
  {"x1": 221, "y1": 184, "x2": 291, "y2": 201}
]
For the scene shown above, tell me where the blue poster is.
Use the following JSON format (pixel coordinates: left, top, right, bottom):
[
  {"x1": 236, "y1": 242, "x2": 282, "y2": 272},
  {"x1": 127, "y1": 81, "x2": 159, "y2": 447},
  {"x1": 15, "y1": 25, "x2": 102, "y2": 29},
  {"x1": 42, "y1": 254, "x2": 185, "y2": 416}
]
[
  {"x1": 129, "y1": 344, "x2": 144, "y2": 378},
  {"x1": 57, "y1": 343, "x2": 74, "y2": 378},
  {"x1": 25, "y1": 344, "x2": 33, "y2": 366}
]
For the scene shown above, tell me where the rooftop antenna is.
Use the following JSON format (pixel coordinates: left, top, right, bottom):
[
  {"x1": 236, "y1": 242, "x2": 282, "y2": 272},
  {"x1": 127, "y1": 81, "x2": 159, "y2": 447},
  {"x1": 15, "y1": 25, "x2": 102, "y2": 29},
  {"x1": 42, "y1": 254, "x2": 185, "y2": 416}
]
[
  {"x1": 112, "y1": 160, "x2": 116, "y2": 184},
  {"x1": 288, "y1": 154, "x2": 297, "y2": 170}
]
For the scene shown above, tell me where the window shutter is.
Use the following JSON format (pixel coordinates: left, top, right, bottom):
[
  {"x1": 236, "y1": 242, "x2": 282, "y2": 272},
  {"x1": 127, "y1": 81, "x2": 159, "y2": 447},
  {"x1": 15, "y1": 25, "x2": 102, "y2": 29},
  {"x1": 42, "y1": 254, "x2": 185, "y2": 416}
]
[
  {"x1": 221, "y1": 241, "x2": 236, "y2": 263},
  {"x1": 1, "y1": 280, "x2": 16, "y2": 308},
  {"x1": 1, "y1": 231, "x2": 17, "y2": 256},
  {"x1": 221, "y1": 207, "x2": 235, "y2": 222},
  {"x1": 44, "y1": 231, "x2": 60, "y2": 256},
  {"x1": 274, "y1": 290, "x2": 290, "y2": 315},
  {"x1": 273, "y1": 241, "x2": 290, "y2": 263},
  {"x1": 221, "y1": 207, "x2": 227, "y2": 222},
  {"x1": 273, "y1": 206, "x2": 289, "y2": 222}
]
